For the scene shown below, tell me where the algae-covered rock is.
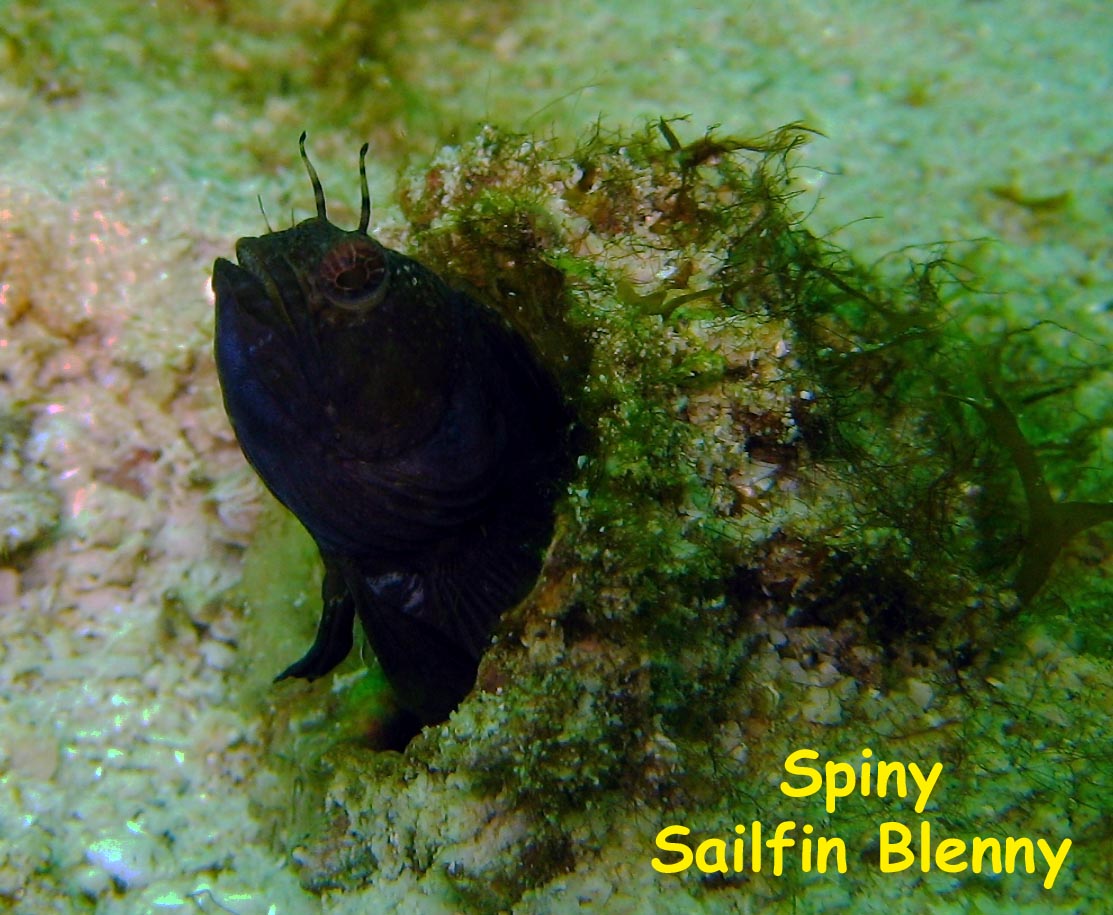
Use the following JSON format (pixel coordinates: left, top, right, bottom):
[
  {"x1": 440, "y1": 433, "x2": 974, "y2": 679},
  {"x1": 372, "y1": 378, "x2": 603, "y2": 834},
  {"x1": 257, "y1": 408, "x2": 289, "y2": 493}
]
[
  {"x1": 259, "y1": 122, "x2": 1110, "y2": 913},
  {"x1": 0, "y1": 412, "x2": 60, "y2": 555}
]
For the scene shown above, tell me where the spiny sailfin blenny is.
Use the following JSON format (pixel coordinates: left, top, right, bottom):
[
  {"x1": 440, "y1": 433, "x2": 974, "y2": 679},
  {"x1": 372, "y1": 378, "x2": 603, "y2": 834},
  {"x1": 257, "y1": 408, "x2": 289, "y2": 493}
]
[{"x1": 212, "y1": 134, "x2": 568, "y2": 728}]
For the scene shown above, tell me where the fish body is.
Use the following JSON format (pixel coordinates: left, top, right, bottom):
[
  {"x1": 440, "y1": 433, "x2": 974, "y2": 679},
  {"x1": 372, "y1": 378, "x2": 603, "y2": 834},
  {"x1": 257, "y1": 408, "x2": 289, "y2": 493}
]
[{"x1": 212, "y1": 137, "x2": 567, "y2": 723}]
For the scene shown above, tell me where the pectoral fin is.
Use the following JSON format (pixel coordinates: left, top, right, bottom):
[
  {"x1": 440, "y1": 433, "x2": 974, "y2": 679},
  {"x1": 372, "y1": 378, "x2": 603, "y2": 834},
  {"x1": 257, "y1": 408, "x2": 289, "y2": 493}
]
[{"x1": 275, "y1": 560, "x2": 356, "y2": 682}]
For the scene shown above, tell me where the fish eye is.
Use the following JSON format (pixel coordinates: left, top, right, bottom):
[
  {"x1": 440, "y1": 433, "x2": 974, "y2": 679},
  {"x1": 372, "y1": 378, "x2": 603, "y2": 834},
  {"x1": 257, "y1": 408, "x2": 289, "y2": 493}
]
[{"x1": 319, "y1": 236, "x2": 389, "y2": 311}]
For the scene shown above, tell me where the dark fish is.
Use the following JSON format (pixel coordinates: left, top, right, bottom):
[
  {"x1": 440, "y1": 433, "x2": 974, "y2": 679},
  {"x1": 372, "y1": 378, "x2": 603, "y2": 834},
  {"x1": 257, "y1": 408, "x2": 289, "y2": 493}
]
[{"x1": 212, "y1": 134, "x2": 568, "y2": 726}]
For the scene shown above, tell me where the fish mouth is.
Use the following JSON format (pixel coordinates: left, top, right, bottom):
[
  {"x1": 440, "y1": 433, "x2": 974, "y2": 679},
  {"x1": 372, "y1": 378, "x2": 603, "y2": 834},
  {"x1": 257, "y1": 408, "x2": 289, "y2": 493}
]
[
  {"x1": 212, "y1": 256, "x2": 274, "y2": 332},
  {"x1": 213, "y1": 234, "x2": 309, "y2": 339},
  {"x1": 213, "y1": 250, "x2": 319, "y2": 441},
  {"x1": 232, "y1": 238, "x2": 292, "y2": 315},
  {"x1": 232, "y1": 237, "x2": 274, "y2": 287}
]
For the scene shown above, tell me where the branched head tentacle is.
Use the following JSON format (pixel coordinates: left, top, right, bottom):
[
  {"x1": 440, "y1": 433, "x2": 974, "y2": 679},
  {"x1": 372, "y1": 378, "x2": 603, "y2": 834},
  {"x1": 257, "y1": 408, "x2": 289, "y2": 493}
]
[
  {"x1": 299, "y1": 131, "x2": 328, "y2": 221},
  {"x1": 358, "y1": 142, "x2": 371, "y2": 234}
]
